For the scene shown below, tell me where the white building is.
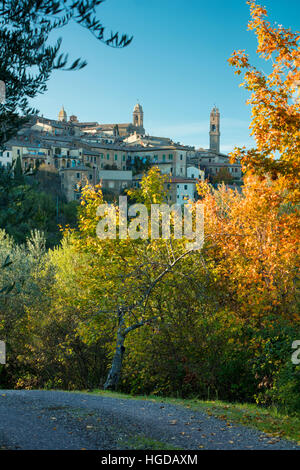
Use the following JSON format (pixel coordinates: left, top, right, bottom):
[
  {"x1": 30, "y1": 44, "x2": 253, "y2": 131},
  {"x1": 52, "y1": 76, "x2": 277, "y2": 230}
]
[
  {"x1": 175, "y1": 179, "x2": 197, "y2": 205},
  {"x1": 0, "y1": 148, "x2": 13, "y2": 168},
  {"x1": 187, "y1": 165, "x2": 204, "y2": 181}
]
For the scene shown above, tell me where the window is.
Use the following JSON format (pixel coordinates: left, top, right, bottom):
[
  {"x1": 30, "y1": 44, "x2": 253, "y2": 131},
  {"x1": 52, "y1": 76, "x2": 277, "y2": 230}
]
[
  {"x1": 162, "y1": 154, "x2": 166, "y2": 161},
  {"x1": 100, "y1": 153, "x2": 104, "y2": 159},
  {"x1": 107, "y1": 154, "x2": 110, "y2": 160},
  {"x1": 168, "y1": 154, "x2": 173, "y2": 160},
  {"x1": 17, "y1": 149, "x2": 20, "y2": 155},
  {"x1": 115, "y1": 154, "x2": 118, "y2": 161},
  {"x1": 180, "y1": 154, "x2": 183, "y2": 160},
  {"x1": 184, "y1": 185, "x2": 188, "y2": 190},
  {"x1": 89, "y1": 174, "x2": 92, "y2": 180},
  {"x1": 76, "y1": 173, "x2": 80, "y2": 179},
  {"x1": 122, "y1": 155, "x2": 126, "y2": 161}
]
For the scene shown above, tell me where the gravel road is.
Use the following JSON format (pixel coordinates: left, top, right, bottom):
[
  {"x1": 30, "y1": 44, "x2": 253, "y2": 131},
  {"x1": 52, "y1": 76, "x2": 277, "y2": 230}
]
[{"x1": 0, "y1": 390, "x2": 299, "y2": 450}]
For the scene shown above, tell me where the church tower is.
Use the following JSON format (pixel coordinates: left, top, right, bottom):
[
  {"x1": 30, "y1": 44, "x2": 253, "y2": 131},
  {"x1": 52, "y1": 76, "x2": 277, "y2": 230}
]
[
  {"x1": 133, "y1": 103, "x2": 144, "y2": 129},
  {"x1": 209, "y1": 106, "x2": 220, "y2": 153},
  {"x1": 58, "y1": 105, "x2": 67, "y2": 122}
]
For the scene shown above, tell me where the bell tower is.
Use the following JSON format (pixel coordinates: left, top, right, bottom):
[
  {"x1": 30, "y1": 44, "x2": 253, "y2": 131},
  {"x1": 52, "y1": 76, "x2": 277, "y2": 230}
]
[
  {"x1": 133, "y1": 102, "x2": 144, "y2": 128},
  {"x1": 209, "y1": 106, "x2": 220, "y2": 153}
]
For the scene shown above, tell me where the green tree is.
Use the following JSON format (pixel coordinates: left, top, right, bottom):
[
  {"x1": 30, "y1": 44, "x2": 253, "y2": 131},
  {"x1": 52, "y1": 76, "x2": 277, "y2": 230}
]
[
  {"x1": 0, "y1": 229, "x2": 47, "y2": 387},
  {"x1": 0, "y1": 164, "x2": 79, "y2": 246}
]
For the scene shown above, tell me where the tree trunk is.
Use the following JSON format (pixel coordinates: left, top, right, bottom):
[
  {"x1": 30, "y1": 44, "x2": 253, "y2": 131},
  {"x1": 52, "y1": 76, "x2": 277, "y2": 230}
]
[
  {"x1": 103, "y1": 308, "x2": 126, "y2": 390},
  {"x1": 103, "y1": 306, "x2": 155, "y2": 390}
]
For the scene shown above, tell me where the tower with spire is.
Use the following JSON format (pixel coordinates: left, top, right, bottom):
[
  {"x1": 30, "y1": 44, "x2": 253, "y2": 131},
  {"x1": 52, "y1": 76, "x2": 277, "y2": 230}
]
[
  {"x1": 209, "y1": 106, "x2": 220, "y2": 153},
  {"x1": 58, "y1": 105, "x2": 67, "y2": 122}
]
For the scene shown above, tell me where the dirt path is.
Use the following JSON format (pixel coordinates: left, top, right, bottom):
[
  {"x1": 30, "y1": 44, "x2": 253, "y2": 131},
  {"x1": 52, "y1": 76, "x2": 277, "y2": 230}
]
[{"x1": 0, "y1": 390, "x2": 299, "y2": 450}]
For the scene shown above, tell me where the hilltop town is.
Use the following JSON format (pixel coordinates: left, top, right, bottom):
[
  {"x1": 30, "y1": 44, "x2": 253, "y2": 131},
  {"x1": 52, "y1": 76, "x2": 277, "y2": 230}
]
[
  {"x1": 0, "y1": 104, "x2": 242, "y2": 203},
  {"x1": 1, "y1": 0, "x2": 299, "y2": 454}
]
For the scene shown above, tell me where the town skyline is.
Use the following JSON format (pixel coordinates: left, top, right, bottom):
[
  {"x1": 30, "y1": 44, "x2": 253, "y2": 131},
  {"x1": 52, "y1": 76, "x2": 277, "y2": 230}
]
[{"x1": 30, "y1": 0, "x2": 299, "y2": 152}]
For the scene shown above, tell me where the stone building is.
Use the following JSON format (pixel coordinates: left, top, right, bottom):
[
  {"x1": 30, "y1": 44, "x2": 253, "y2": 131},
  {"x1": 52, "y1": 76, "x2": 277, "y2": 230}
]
[
  {"x1": 60, "y1": 164, "x2": 97, "y2": 201},
  {"x1": 98, "y1": 170, "x2": 132, "y2": 195},
  {"x1": 127, "y1": 145, "x2": 189, "y2": 177},
  {"x1": 69, "y1": 102, "x2": 145, "y2": 138}
]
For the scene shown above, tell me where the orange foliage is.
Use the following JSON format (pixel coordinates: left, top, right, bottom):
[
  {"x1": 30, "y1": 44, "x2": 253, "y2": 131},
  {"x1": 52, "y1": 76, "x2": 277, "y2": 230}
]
[
  {"x1": 228, "y1": 1, "x2": 300, "y2": 200},
  {"x1": 199, "y1": 176, "x2": 299, "y2": 322}
]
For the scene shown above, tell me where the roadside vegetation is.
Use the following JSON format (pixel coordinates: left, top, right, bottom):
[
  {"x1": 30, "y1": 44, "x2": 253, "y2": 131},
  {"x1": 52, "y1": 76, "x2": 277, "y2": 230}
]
[{"x1": 68, "y1": 389, "x2": 300, "y2": 444}]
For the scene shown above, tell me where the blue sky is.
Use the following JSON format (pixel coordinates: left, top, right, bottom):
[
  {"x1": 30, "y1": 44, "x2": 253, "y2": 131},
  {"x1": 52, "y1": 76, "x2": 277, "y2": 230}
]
[{"x1": 32, "y1": 0, "x2": 300, "y2": 152}]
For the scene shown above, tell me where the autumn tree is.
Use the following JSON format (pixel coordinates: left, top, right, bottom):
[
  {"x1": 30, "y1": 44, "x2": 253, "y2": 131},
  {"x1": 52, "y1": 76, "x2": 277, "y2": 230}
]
[
  {"x1": 62, "y1": 168, "x2": 204, "y2": 390},
  {"x1": 228, "y1": 1, "x2": 300, "y2": 198},
  {"x1": 196, "y1": 174, "x2": 300, "y2": 406},
  {"x1": 199, "y1": 177, "x2": 299, "y2": 321},
  {"x1": 212, "y1": 167, "x2": 234, "y2": 185}
]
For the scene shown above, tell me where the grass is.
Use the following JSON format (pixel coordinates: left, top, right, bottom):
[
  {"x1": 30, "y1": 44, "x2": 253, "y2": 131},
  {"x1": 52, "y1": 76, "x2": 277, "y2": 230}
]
[{"x1": 67, "y1": 389, "x2": 300, "y2": 444}]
